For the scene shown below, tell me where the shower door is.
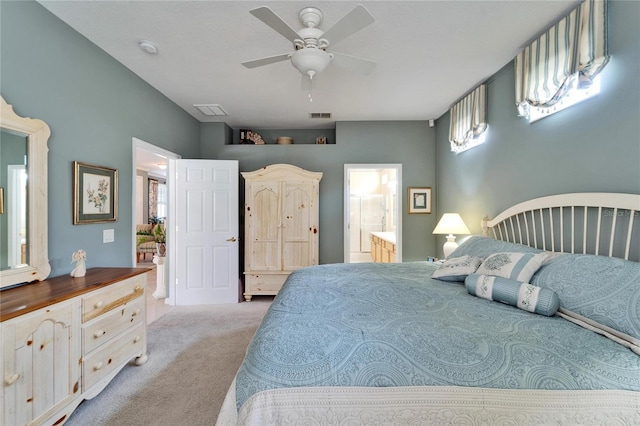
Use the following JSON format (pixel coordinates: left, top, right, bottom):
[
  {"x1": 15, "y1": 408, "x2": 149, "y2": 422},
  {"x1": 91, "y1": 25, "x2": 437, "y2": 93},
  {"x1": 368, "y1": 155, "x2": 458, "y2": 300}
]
[{"x1": 350, "y1": 194, "x2": 385, "y2": 253}]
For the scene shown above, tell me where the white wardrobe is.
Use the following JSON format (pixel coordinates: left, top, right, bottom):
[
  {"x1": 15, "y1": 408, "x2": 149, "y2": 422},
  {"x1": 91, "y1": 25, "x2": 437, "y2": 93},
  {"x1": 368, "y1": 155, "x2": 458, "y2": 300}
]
[{"x1": 242, "y1": 164, "x2": 322, "y2": 301}]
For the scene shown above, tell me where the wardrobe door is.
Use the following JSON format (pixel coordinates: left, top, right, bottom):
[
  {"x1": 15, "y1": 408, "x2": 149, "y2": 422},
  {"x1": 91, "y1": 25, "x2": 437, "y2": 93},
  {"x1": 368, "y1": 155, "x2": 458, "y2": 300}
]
[
  {"x1": 247, "y1": 181, "x2": 280, "y2": 271},
  {"x1": 281, "y1": 180, "x2": 320, "y2": 270}
]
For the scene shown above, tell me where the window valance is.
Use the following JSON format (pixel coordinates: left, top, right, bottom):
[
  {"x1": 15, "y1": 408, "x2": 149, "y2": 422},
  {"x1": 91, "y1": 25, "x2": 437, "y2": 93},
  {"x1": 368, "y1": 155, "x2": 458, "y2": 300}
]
[
  {"x1": 448, "y1": 84, "x2": 487, "y2": 153},
  {"x1": 515, "y1": 0, "x2": 609, "y2": 118}
]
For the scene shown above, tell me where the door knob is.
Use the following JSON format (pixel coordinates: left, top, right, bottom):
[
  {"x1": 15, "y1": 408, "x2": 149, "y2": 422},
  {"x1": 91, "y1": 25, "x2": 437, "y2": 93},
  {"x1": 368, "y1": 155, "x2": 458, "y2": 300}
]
[{"x1": 226, "y1": 237, "x2": 237, "y2": 242}]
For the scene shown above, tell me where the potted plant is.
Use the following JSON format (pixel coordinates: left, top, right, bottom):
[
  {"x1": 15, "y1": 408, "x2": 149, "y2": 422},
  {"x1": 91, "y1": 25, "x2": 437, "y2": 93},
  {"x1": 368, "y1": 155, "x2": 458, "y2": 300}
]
[{"x1": 154, "y1": 224, "x2": 166, "y2": 257}]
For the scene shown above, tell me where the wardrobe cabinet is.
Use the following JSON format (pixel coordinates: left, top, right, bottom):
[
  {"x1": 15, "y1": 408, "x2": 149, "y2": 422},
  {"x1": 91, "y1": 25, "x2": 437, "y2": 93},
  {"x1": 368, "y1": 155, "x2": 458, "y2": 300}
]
[
  {"x1": 1, "y1": 268, "x2": 148, "y2": 425},
  {"x1": 242, "y1": 164, "x2": 322, "y2": 301}
]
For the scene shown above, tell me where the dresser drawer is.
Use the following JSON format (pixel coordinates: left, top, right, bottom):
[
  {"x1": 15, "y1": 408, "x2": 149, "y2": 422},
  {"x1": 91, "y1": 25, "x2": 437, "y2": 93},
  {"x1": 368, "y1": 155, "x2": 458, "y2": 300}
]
[
  {"x1": 82, "y1": 275, "x2": 145, "y2": 323},
  {"x1": 82, "y1": 297, "x2": 145, "y2": 353},
  {"x1": 82, "y1": 322, "x2": 145, "y2": 390},
  {"x1": 246, "y1": 274, "x2": 288, "y2": 293}
]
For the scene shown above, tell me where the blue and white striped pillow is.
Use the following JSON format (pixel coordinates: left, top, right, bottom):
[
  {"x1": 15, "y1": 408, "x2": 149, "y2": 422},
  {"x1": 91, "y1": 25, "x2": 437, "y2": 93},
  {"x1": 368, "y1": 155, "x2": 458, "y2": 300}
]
[
  {"x1": 476, "y1": 252, "x2": 547, "y2": 282},
  {"x1": 465, "y1": 274, "x2": 560, "y2": 317}
]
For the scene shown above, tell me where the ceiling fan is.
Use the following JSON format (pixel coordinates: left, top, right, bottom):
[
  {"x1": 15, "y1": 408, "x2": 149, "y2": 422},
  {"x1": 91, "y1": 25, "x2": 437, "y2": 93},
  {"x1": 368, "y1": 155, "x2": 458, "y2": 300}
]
[{"x1": 241, "y1": 4, "x2": 377, "y2": 85}]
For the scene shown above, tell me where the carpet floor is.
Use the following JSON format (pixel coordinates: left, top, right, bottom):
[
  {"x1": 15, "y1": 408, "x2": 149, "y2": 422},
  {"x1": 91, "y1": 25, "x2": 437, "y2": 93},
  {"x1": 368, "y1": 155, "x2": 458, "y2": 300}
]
[{"x1": 66, "y1": 297, "x2": 273, "y2": 426}]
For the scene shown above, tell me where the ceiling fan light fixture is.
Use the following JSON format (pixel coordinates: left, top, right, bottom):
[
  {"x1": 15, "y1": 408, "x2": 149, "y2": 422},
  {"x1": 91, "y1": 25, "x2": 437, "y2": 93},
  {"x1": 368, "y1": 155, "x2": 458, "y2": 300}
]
[{"x1": 291, "y1": 48, "x2": 331, "y2": 79}]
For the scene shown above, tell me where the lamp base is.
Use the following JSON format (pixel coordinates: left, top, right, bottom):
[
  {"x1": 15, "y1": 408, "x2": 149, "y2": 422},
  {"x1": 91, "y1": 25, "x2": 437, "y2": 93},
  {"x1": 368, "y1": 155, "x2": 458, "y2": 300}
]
[{"x1": 442, "y1": 235, "x2": 458, "y2": 258}]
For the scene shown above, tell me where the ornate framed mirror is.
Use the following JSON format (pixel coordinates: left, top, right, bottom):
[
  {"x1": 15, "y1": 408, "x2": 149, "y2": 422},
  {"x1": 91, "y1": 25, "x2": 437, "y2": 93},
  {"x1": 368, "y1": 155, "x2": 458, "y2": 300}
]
[{"x1": 0, "y1": 96, "x2": 50, "y2": 288}]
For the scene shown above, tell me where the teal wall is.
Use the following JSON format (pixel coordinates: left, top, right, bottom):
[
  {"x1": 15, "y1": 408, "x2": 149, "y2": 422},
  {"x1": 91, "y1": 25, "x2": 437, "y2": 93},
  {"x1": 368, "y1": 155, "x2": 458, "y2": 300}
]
[
  {"x1": 1, "y1": 1, "x2": 201, "y2": 277},
  {"x1": 434, "y1": 0, "x2": 640, "y2": 258},
  {"x1": 2, "y1": 1, "x2": 438, "y2": 280},
  {"x1": 201, "y1": 120, "x2": 438, "y2": 264},
  {"x1": 9, "y1": 0, "x2": 632, "y2": 276}
]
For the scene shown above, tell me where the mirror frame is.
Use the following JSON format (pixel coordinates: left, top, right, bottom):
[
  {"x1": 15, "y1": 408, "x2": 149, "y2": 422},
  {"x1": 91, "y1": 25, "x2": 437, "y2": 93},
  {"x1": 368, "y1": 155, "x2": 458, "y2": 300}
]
[{"x1": 1, "y1": 96, "x2": 50, "y2": 288}]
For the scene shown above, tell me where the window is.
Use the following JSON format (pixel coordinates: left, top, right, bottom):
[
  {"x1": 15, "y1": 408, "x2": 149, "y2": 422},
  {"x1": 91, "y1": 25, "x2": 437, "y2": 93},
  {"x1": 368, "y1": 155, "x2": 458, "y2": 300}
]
[
  {"x1": 157, "y1": 183, "x2": 167, "y2": 219},
  {"x1": 528, "y1": 75, "x2": 601, "y2": 123},
  {"x1": 449, "y1": 84, "x2": 488, "y2": 153},
  {"x1": 515, "y1": 0, "x2": 608, "y2": 122}
]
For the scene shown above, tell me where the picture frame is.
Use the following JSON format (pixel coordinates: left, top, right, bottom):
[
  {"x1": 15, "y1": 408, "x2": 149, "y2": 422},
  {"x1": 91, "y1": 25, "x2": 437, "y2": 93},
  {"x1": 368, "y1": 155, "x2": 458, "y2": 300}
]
[
  {"x1": 408, "y1": 187, "x2": 432, "y2": 214},
  {"x1": 73, "y1": 161, "x2": 118, "y2": 224}
]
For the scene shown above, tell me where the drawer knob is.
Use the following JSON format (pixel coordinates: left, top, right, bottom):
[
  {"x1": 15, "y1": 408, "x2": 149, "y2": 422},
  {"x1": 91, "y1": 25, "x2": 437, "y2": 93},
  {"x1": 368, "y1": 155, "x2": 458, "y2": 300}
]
[
  {"x1": 5, "y1": 373, "x2": 20, "y2": 386},
  {"x1": 94, "y1": 300, "x2": 104, "y2": 309},
  {"x1": 94, "y1": 362, "x2": 104, "y2": 371},
  {"x1": 133, "y1": 335, "x2": 141, "y2": 343},
  {"x1": 94, "y1": 329, "x2": 106, "y2": 338},
  {"x1": 134, "y1": 286, "x2": 142, "y2": 292}
]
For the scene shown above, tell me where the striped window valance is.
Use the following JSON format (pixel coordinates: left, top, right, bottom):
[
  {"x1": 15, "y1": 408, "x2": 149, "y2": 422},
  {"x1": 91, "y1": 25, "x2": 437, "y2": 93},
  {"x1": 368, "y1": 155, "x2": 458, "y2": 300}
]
[
  {"x1": 448, "y1": 84, "x2": 487, "y2": 153},
  {"x1": 515, "y1": 0, "x2": 609, "y2": 118}
]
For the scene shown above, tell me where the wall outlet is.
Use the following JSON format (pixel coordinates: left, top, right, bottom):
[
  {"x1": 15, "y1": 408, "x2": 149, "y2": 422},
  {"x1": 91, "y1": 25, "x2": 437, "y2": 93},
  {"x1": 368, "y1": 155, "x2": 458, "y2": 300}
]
[{"x1": 103, "y1": 229, "x2": 114, "y2": 243}]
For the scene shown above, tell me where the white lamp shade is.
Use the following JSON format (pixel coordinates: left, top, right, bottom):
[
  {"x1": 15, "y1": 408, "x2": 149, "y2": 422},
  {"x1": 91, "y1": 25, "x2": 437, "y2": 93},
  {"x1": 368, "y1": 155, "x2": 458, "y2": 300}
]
[
  {"x1": 433, "y1": 213, "x2": 471, "y2": 235},
  {"x1": 433, "y1": 213, "x2": 471, "y2": 258}
]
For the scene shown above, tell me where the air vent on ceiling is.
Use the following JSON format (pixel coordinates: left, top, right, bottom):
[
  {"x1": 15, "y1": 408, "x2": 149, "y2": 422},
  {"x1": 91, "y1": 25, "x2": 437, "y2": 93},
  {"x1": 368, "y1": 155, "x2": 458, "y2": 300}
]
[
  {"x1": 194, "y1": 104, "x2": 228, "y2": 116},
  {"x1": 309, "y1": 112, "x2": 332, "y2": 119}
]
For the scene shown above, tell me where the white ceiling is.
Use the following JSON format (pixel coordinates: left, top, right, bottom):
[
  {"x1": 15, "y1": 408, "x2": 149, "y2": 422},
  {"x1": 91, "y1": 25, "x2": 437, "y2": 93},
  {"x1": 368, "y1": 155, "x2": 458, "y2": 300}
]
[
  {"x1": 136, "y1": 147, "x2": 168, "y2": 178},
  {"x1": 38, "y1": 0, "x2": 579, "y2": 130}
]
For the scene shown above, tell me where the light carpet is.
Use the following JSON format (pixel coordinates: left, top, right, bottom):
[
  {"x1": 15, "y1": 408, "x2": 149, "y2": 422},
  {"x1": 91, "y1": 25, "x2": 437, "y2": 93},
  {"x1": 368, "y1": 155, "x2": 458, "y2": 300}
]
[{"x1": 66, "y1": 297, "x2": 273, "y2": 426}]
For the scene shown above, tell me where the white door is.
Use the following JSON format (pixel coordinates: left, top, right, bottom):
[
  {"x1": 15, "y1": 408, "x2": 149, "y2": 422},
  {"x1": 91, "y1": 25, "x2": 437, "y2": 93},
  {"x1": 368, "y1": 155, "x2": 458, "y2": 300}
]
[{"x1": 175, "y1": 159, "x2": 239, "y2": 304}]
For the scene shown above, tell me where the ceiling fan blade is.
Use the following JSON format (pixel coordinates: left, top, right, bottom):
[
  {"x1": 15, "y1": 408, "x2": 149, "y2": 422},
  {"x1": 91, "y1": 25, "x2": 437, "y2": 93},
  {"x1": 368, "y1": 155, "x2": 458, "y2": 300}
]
[
  {"x1": 331, "y1": 52, "x2": 377, "y2": 74},
  {"x1": 242, "y1": 53, "x2": 291, "y2": 69},
  {"x1": 250, "y1": 6, "x2": 300, "y2": 43},
  {"x1": 322, "y1": 4, "x2": 375, "y2": 46}
]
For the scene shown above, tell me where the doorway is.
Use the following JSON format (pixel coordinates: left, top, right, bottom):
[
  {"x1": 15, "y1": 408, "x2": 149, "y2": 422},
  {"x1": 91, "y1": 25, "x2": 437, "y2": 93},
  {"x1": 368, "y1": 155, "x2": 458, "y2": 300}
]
[
  {"x1": 132, "y1": 138, "x2": 181, "y2": 305},
  {"x1": 344, "y1": 164, "x2": 402, "y2": 263}
]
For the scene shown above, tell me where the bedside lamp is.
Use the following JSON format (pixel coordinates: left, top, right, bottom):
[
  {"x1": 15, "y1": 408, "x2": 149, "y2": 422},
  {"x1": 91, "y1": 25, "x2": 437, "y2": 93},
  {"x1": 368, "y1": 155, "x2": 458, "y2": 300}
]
[{"x1": 433, "y1": 213, "x2": 471, "y2": 258}]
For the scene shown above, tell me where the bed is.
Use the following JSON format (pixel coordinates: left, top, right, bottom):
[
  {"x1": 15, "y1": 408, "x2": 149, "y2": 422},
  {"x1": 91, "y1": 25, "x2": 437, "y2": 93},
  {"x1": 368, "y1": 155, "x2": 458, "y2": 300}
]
[{"x1": 217, "y1": 193, "x2": 640, "y2": 425}]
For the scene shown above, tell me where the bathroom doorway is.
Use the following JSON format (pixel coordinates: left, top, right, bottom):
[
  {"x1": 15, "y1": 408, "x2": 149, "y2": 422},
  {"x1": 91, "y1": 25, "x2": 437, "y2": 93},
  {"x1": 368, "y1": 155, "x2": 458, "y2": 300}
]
[{"x1": 344, "y1": 164, "x2": 402, "y2": 263}]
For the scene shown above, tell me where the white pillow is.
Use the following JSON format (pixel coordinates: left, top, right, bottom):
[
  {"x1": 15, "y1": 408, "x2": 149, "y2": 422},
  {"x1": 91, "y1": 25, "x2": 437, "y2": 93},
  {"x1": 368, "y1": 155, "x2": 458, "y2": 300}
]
[
  {"x1": 431, "y1": 255, "x2": 483, "y2": 282},
  {"x1": 476, "y1": 252, "x2": 547, "y2": 282}
]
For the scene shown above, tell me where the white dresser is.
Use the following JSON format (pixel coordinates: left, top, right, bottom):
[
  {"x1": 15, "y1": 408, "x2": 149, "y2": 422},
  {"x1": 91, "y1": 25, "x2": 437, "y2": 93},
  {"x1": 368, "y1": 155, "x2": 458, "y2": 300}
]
[{"x1": 1, "y1": 268, "x2": 149, "y2": 425}]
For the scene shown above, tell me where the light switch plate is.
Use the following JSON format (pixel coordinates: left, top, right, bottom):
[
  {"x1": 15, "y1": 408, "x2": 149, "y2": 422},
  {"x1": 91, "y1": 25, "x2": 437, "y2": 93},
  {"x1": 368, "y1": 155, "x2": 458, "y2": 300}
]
[{"x1": 103, "y1": 229, "x2": 114, "y2": 243}]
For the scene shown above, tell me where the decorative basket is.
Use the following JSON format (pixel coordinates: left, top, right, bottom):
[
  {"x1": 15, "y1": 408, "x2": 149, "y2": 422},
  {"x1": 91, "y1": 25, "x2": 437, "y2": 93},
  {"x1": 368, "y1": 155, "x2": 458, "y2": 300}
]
[{"x1": 276, "y1": 136, "x2": 293, "y2": 145}]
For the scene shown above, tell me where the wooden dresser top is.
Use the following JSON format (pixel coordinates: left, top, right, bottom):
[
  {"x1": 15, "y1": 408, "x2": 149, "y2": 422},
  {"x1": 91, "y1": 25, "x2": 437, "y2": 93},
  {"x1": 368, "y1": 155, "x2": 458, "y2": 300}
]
[{"x1": 0, "y1": 267, "x2": 151, "y2": 322}]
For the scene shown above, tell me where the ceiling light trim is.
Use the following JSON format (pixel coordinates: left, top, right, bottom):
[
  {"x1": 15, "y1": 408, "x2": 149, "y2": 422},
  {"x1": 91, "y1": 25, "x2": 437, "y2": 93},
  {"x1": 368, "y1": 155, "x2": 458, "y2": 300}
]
[{"x1": 138, "y1": 40, "x2": 158, "y2": 54}]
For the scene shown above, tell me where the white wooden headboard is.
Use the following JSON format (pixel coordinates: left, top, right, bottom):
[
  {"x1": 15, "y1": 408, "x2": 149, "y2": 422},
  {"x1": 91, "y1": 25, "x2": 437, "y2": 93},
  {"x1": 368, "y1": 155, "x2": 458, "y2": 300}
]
[{"x1": 481, "y1": 193, "x2": 640, "y2": 262}]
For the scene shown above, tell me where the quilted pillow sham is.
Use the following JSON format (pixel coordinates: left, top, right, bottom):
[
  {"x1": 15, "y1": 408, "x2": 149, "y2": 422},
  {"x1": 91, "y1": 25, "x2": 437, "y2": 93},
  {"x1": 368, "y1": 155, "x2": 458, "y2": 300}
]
[
  {"x1": 465, "y1": 273, "x2": 560, "y2": 317},
  {"x1": 531, "y1": 254, "x2": 640, "y2": 351},
  {"x1": 431, "y1": 255, "x2": 483, "y2": 282},
  {"x1": 476, "y1": 252, "x2": 547, "y2": 282}
]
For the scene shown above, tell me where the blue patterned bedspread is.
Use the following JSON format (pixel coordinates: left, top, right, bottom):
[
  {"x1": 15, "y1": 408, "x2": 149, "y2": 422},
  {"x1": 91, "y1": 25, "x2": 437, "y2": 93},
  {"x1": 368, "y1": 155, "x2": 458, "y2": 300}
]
[{"x1": 235, "y1": 262, "x2": 640, "y2": 410}]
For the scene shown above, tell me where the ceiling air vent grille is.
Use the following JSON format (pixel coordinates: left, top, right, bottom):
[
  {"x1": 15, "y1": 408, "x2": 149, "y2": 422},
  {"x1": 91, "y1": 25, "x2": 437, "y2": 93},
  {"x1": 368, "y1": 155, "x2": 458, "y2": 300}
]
[
  {"x1": 194, "y1": 104, "x2": 228, "y2": 116},
  {"x1": 309, "y1": 112, "x2": 332, "y2": 119}
]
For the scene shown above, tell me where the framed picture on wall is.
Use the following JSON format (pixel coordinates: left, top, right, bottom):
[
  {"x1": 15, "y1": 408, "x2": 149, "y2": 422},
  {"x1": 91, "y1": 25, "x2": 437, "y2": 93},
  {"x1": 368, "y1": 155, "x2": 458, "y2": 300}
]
[
  {"x1": 73, "y1": 161, "x2": 118, "y2": 224},
  {"x1": 408, "y1": 187, "x2": 432, "y2": 214}
]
